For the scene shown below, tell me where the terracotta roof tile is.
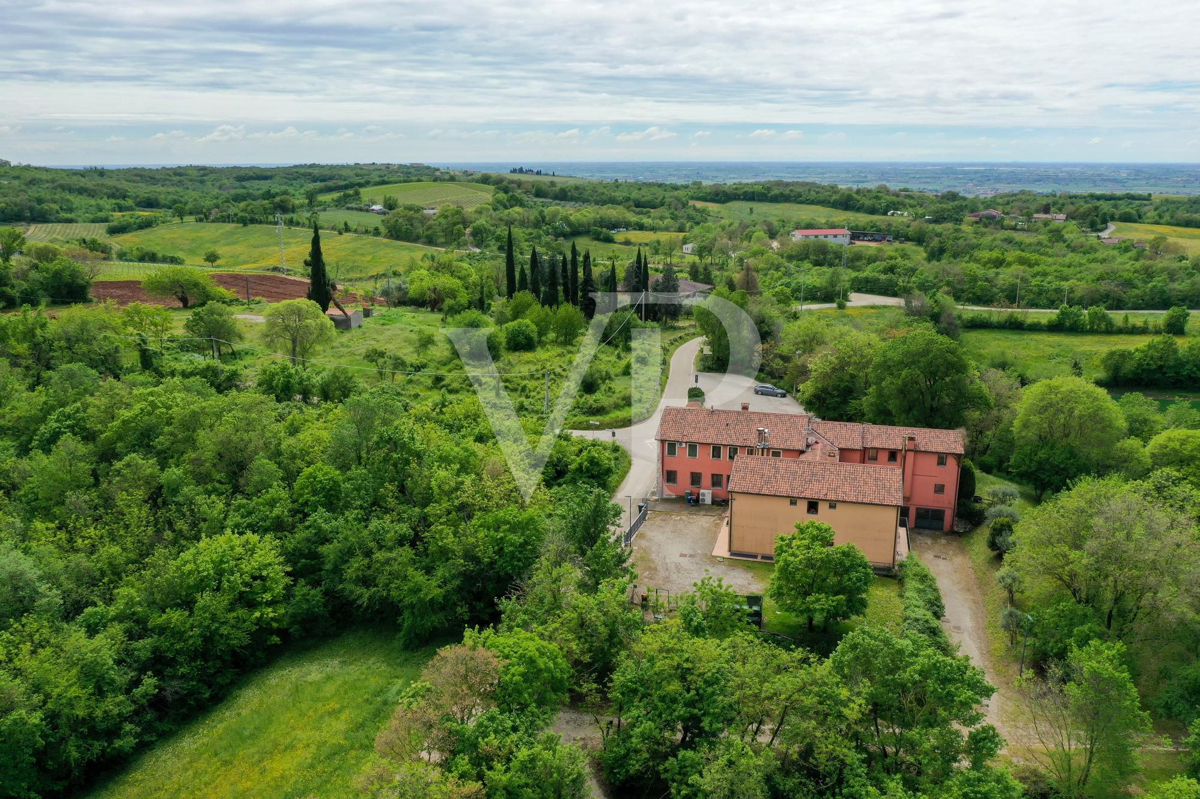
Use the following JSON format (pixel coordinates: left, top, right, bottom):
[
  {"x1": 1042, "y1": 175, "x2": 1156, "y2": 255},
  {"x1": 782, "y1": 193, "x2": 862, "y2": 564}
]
[
  {"x1": 728, "y1": 455, "x2": 903, "y2": 507},
  {"x1": 657, "y1": 406, "x2": 812, "y2": 450},
  {"x1": 658, "y1": 408, "x2": 964, "y2": 455}
]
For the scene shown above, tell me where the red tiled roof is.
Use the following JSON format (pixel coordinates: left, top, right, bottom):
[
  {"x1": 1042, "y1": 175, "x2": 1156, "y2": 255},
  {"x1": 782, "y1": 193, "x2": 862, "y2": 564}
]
[
  {"x1": 658, "y1": 407, "x2": 965, "y2": 455},
  {"x1": 657, "y1": 406, "x2": 812, "y2": 450},
  {"x1": 792, "y1": 228, "x2": 850, "y2": 236},
  {"x1": 729, "y1": 455, "x2": 903, "y2": 507}
]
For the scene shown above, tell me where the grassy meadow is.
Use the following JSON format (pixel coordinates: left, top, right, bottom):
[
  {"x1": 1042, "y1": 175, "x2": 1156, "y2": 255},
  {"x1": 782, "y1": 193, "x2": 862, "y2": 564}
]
[
  {"x1": 85, "y1": 628, "x2": 434, "y2": 799},
  {"x1": 959, "y1": 328, "x2": 1165, "y2": 381},
  {"x1": 323, "y1": 181, "x2": 494, "y2": 208},
  {"x1": 313, "y1": 209, "x2": 388, "y2": 230},
  {"x1": 112, "y1": 222, "x2": 442, "y2": 282},
  {"x1": 692, "y1": 200, "x2": 892, "y2": 226}
]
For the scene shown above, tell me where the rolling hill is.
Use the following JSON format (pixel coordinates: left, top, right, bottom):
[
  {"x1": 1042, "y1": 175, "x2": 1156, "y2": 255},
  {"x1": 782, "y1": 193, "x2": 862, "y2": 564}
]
[
  {"x1": 324, "y1": 180, "x2": 494, "y2": 208},
  {"x1": 112, "y1": 222, "x2": 441, "y2": 281}
]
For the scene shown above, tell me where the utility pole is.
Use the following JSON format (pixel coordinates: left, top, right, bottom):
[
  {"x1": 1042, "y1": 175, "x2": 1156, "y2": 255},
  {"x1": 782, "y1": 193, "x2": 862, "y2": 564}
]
[{"x1": 1015, "y1": 274, "x2": 1021, "y2": 308}]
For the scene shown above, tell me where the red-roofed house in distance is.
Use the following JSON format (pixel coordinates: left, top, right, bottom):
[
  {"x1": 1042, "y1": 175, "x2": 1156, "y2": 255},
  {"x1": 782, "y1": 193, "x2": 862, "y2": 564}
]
[
  {"x1": 655, "y1": 405, "x2": 965, "y2": 567},
  {"x1": 789, "y1": 228, "x2": 850, "y2": 245}
]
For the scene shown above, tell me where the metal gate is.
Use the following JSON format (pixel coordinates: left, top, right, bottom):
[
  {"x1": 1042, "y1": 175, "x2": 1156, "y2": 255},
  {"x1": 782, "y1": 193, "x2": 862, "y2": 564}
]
[{"x1": 623, "y1": 503, "x2": 648, "y2": 547}]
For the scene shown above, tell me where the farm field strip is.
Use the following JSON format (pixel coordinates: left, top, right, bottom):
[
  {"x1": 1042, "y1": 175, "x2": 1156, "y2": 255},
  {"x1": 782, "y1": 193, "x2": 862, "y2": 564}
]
[
  {"x1": 1110, "y1": 221, "x2": 1200, "y2": 253},
  {"x1": 24, "y1": 222, "x2": 108, "y2": 241},
  {"x1": 690, "y1": 200, "x2": 893, "y2": 225}
]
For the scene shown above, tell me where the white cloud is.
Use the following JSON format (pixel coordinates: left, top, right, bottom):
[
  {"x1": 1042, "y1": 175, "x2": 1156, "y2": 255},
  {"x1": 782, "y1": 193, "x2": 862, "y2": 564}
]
[
  {"x1": 0, "y1": 125, "x2": 19, "y2": 135},
  {"x1": 748, "y1": 128, "x2": 778, "y2": 139},
  {"x1": 616, "y1": 126, "x2": 677, "y2": 141},
  {"x1": 691, "y1": 130, "x2": 712, "y2": 138},
  {"x1": 197, "y1": 124, "x2": 246, "y2": 143},
  {"x1": 1087, "y1": 136, "x2": 1103, "y2": 145}
]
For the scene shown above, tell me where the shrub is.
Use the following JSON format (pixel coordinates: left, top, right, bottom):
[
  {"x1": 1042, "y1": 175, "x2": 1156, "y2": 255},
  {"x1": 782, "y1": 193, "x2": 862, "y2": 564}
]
[
  {"x1": 987, "y1": 517, "x2": 1015, "y2": 555},
  {"x1": 503, "y1": 319, "x2": 538, "y2": 352},
  {"x1": 898, "y1": 556, "x2": 950, "y2": 652},
  {"x1": 317, "y1": 367, "x2": 358, "y2": 403},
  {"x1": 985, "y1": 504, "x2": 1020, "y2": 525},
  {"x1": 958, "y1": 459, "x2": 977, "y2": 500},
  {"x1": 687, "y1": 386, "x2": 705, "y2": 403},
  {"x1": 985, "y1": 485, "x2": 1020, "y2": 505}
]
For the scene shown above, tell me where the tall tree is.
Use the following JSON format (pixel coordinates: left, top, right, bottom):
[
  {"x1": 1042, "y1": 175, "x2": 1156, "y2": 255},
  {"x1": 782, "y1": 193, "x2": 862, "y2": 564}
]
[
  {"x1": 305, "y1": 223, "x2": 332, "y2": 312},
  {"x1": 864, "y1": 328, "x2": 986, "y2": 429},
  {"x1": 262, "y1": 298, "x2": 335, "y2": 365},
  {"x1": 770, "y1": 521, "x2": 873, "y2": 631},
  {"x1": 559, "y1": 251, "x2": 570, "y2": 307},
  {"x1": 581, "y1": 251, "x2": 597, "y2": 319},
  {"x1": 544, "y1": 253, "x2": 561, "y2": 307},
  {"x1": 505, "y1": 226, "x2": 517, "y2": 299},
  {"x1": 656, "y1": 263, "x2": 681, "y2": 322},
  {"x1": 569, "y1": 242, "x2": 580, "y2": 306},
  {"x1": 530, "y1": 248, "x2": 542, "y2": 301},
  {"x1": 518, "y1": 259, "x2": 529, "y2": 293}
]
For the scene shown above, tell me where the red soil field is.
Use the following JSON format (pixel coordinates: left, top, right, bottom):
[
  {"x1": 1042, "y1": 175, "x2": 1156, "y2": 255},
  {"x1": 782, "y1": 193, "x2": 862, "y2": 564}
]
[{"x1": 92, "y1": 273, "x2": 375, "y2": 307}]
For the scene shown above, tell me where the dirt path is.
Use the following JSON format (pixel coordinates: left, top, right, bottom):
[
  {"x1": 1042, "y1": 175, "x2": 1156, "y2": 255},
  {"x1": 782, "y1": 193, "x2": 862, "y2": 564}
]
[{"x1": 911, "y1": 532, "x2": 1015, "y2": 741}]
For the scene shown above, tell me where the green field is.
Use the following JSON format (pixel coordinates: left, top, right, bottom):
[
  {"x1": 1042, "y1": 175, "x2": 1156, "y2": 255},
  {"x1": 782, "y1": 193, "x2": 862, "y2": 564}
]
[
  {"x1": 314, "y1": 209, "x2": 388, "y2": 230},
  {"x1": 961, "y1": 328, "x2": 1163, "y2": 381},
  {"x1": 24, "y1": 222, "x2": 108, "y2": 241},
  {"x1": 112, "y1": 222, "x2": 441, "y2": 282},
  {"x1": 1111, "y1": 221, "x2": 1200, "y2": 254},
  {"x1": 92, "y1": 261, "x2": 217, "y2": 282},
  {"x1": 85, "y1": 629, "x2": 432, "y2": 799},
  {"x1": 691, "y1": 200, "x2": 892, "y2": 226},
  {"x1": 612, "y1": 230, "x2": 686, "y2": 245},
  {"x1": 324, "y1": 181, "x2": 494, "y2": 208}
]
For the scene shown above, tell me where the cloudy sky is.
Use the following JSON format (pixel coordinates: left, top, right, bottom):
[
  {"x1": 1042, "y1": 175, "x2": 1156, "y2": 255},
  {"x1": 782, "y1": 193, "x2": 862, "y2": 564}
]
[{"x1": 2, "y1": 0, "x2": 1198, "y2": 165}]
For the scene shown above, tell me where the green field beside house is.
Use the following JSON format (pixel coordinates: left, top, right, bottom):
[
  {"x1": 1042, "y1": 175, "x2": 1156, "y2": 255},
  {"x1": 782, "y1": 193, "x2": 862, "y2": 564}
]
[
  {"x1": 313, "y1": 209, "x2": 388, "y2": 230},
  {"x1": 84, "y1": 629, "x2": 435, "y2": 799},
  {"x1": 112, "y1": 222, "x2": 441, "y2": 282},
  {"x1": 323, "y1": 181, "x2": 494, "y2": 208},
  {"x1": 1111, "y1": 221, "x2": 1200, "y2": 253},
  {"x1": 692, "y1": 200, "x2": 892, "y2": 226}
]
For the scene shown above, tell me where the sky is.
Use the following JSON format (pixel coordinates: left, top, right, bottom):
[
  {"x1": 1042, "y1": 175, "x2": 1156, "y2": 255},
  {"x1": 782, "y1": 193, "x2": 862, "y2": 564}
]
[{"x1": 1, "y1": 0, "x2": 1199, "y2": 165}]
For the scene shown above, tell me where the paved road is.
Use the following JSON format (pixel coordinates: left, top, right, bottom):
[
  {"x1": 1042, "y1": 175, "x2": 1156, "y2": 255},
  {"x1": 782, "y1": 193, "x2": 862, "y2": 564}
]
[{"x1": 573, "y1": 336, "x2": 804, "y2": 528}]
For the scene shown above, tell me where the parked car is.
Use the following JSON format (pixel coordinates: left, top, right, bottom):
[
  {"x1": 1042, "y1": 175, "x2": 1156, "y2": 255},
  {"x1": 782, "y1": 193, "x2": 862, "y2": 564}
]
[{"x1": 754, "y1": 384, "x2": 787, "y2": 397}]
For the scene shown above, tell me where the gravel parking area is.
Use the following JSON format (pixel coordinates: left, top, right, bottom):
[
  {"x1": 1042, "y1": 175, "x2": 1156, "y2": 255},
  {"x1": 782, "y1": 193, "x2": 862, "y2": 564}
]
[{"x1": 630, "y1": 508, "x2": 767, "y2": 596}]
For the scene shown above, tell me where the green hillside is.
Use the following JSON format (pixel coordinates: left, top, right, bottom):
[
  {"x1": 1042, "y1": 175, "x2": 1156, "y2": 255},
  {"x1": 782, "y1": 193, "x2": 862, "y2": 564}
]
[
  {"x1": 692, "y1": 200, "x2": 892, "y2": 226},
  {"x1": 112, "y1": 222, "x2": 441, "y2": 281},
  {"x1": 1110, "y1": 221, "x2": 1200, "y2": 254},
  {"x1": 24, "y1": 222, "x2": 109, "y2": 241},
  {"x1": 325, "y1": 181, "x2": 494, "y2": 208},
  {"x1": 85, "y1": 629, "x2": 433, "y2": 799}
]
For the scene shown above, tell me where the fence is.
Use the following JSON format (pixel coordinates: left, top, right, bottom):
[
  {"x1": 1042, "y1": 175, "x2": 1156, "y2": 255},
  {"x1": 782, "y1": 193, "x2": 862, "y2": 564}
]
[{"x1": 623, "y1": 502, "x2": 648, "y2": 547}]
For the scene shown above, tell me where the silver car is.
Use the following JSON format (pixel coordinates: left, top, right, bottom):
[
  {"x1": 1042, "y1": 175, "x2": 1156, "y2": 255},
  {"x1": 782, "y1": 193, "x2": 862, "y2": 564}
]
[{"x1": 754, "y1": 384, "x2": 787, "y2": 397}]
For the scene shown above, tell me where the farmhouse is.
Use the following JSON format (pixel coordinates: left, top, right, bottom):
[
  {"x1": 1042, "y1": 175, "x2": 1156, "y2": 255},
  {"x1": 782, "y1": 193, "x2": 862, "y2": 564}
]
[
  {"x1": 650, "y1": 275, "x2": 712, "y2": 299},
  {"x1": 966, "y1": 209, "x2": 1004, "y2": 221},
  {"x1": 790, "y1": 227, "x2": 850, "y2": 245},
  {"x1": 1032, "y1": 213, "x2": 1068, "y2": 222},
  {"x1": 681, "y1": 243, "x2": 696, "y2": 255},
  {"x1": 655, "y1": 406, "x2": 964, "y2": 565},
  {"x1": 369, "y1": 204, "x2": 386, "y2": 214}
]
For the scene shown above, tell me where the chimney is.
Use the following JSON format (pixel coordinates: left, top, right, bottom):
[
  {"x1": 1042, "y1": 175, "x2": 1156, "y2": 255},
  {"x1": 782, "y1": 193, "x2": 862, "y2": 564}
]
[{"x1": 741, "y1": 402, "x2": 750, "y2": 412}]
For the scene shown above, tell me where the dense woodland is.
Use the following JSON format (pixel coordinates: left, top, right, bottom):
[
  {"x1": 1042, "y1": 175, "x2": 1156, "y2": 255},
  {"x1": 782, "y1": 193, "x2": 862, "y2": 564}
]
[{"x1": 3, "y1": 163, "x2": 1200, "y2": 799}]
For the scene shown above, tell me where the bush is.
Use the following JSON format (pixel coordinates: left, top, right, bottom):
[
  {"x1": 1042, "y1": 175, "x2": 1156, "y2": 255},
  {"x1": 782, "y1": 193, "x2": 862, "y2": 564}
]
[
  {"x1": 687, "y1": 386, "x2": 705, "y2": 403},
  {"x1": 985, "y1": 485, "x2": 1020, "y2": 505},
  {"x1": 985, "y1": 504, "x2": 1020, "y2": 525},
  {"x1": 317, "y1": 367, "x2": 358, "y2": 403},
  {"x1": 987, "y1": 517, "x2": 1015, "y2": 555},
  {"x1": 958, "y1": 459, "x2": 977, "y2": 500},
  {"x1": 503, "y1": 319, "x2": 538, "y2": 352}
]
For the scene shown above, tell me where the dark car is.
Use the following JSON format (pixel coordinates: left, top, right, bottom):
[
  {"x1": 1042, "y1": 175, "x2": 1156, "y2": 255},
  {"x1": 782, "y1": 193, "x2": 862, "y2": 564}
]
[{"x1": 753, "y1": 384, "x2": 787, "y2": 397}]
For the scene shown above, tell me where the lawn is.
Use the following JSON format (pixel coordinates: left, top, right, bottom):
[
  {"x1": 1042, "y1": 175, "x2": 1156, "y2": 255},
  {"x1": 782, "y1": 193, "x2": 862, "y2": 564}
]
[
  {"x1": 691, "y1": 200, "x2": 892, "y2": 226},
  {"x1": 84, "y1": 628, "x2": 435, "y2": 799},
  {"x1": 567, "y1": 235, "x2": 697, "y2": 265},
  {"x1": 323, "y1": 181, "x2": 494, "y2": 208},
  {"x1": 1111, "y1": 221, "x2": 1200, "y2": 254},
  {"x1": 24, "y1": 222, "x2": 108, "y2": 241},
  {"x1": 111, "y1": 222, "x2": 442, "y2": 282}
]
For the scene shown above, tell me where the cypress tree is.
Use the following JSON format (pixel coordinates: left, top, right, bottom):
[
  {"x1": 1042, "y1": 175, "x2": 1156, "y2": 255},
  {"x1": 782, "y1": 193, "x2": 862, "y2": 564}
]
[
  {"x1": 518, "y1": 261, "x2": 529, "y2": 293},
  {"x1": 530, "y1": 248, "x2": 541, "y2": 301},
  {"x1": 569, "y1": 241, "x2": 579, "y2": 306},
  {"x1": 581, "y1": 251, "x2": 596, "y2": 319},
  {"x1": 559, "y1": 252, "x2": 570, "y2": 307},
  {"x1": 505, "y1": 226, "x2": 516, "y2": 299},
  {"x1": 545, "y1": 253, "x2": 560, "y2": 307},
  {"x1": 607, "y1": 257, "x2": 619, "y2": 293},
  {"x1": 305, "y1": 223, "x2": 332, "y2": 312}
]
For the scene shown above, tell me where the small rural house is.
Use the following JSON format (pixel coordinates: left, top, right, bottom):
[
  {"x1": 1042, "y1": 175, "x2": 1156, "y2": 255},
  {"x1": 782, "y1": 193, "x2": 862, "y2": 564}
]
[
  {"x1": 655, "y1": 406, "x2": 964, "y2": 567},
  {"x1": 966, "y1": 209, "x2": 1004, "y2": 221},
  {"x1": 681, "y1": 243, "x2": 696, "y2": 255},
  {"x1": 790, "y1": 228, "x2": 850, "y2": 245},
  {"x1": 1032, "y1": 213, "x2": 1067, "y2": 222}
]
